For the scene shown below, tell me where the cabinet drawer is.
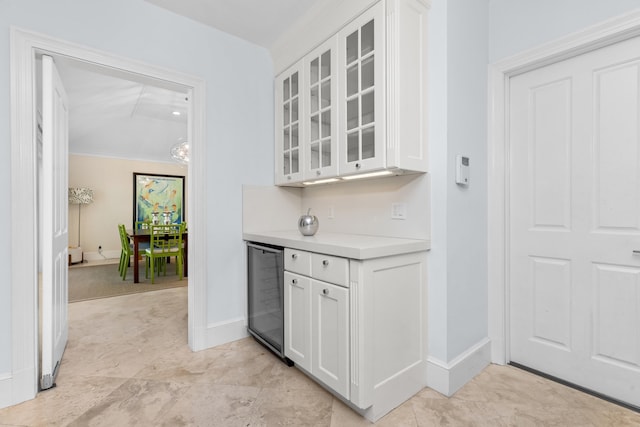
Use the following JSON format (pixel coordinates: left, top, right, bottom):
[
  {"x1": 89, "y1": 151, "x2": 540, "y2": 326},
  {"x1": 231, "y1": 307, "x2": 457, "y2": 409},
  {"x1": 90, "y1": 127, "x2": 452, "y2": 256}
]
[
  {"x1": 284, "y1": 248, "x2": 312, "y2": 275},
  {"x1": 311, "y1": 253, "x2": 349, "y2": 287}
]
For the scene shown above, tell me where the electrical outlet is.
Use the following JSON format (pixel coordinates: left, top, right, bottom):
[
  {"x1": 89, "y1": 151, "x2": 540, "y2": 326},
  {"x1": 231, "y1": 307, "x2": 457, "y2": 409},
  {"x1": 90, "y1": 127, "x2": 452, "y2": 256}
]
[
  {"x1": 328, "y1": 206, "x2": 335, "y2": 219},
  {"x1": 391, "y1": 203, "x2": 407, "y2": 220}
]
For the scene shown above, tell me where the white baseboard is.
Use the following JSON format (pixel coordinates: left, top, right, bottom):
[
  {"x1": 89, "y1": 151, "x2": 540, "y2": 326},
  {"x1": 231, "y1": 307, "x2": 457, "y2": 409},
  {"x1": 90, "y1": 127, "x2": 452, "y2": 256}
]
[
  {"x1": 205, "y1": 317, "x2": 248, "y2": 348},
  {"x1": 0, "y1": 369, "x2": 37, "y2": 410},
  {"x1": 426, "y1": 337, "x2": 491, "y2": 396},
  {"x1": 83, "y1": 250, "x2": 120, "y2": 262},
  {"x1": 0, "y1": 372, "x2": 11, "y2": 409}
]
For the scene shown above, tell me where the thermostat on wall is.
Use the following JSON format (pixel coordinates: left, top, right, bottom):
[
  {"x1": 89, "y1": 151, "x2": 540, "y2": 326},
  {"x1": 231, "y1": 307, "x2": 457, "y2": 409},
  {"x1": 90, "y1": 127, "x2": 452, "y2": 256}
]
[{"x1": 456, "y1": 155, "x2": 469, "y2": 185}]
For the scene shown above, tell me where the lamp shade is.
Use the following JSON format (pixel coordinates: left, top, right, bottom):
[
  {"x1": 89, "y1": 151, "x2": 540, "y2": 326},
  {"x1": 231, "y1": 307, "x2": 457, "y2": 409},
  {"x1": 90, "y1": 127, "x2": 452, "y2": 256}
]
[{"x1": 68, "y1": 187, "x2": 94, "y2": 205}]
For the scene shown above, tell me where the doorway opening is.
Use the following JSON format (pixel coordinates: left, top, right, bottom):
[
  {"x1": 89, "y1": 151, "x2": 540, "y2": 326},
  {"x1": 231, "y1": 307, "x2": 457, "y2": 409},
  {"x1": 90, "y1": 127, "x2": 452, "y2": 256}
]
[{"x1": 10, "y1": 27, "x2": 207, "y2": 406}]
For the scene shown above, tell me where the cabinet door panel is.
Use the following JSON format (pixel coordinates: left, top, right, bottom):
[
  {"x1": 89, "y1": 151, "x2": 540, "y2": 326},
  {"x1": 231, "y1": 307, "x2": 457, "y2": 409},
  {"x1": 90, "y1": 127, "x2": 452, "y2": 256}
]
[
  {"x1": 284, "y1": 272, "x2": 311, "y2": 370},
  {"x1": 311, "y1": 280, "x2": 349, "y2": 399},
  {"x1": 276, "y1": 61, "x2": 304, "y2": 185},
  {"x1": 338, "y1": 2, "x2": 385, "y2": 175},
  {"x1": 303, "y1": 37, "x2": 338, "y2": 181}
]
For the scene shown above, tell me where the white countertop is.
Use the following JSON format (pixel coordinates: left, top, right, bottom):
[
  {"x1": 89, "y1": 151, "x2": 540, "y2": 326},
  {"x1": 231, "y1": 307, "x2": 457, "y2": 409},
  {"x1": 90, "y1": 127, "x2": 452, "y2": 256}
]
[{"x1": 243, "y1": 230, "x2": 430, "y2": 260}]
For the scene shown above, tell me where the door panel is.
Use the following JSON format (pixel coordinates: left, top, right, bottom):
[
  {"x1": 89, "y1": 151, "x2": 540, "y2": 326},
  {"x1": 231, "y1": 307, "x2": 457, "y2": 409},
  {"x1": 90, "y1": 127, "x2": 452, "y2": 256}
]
[
  {"x1": 311, "y1": 280, "x2": 349, "y2": 399},
  {"x1": 284, "y1": 271, "x2": 311, "y2": 370},
  {"x1": 41, "y1": 54, "x2": 69, "y2": 390},
  {"x1": 592, "y1": 263, "x2": 640, "y2": 368},
  {"x1": 594, "y1": 63, "x2": 640, "y2": 231},
  {"x1": 529, "y1": 256, "x2": 572, "y2": 350},
  {"x1": 530, "y1": 79, "x2": 572, "y2": 231},
  {"x1": 510, "y1": 36, "x2": 640, "y2": 408}
]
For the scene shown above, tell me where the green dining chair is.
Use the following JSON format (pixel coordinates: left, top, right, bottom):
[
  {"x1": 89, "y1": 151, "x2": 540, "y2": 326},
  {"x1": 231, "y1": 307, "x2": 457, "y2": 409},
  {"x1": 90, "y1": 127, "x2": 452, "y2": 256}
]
[
  {"x1": 134, "y1": 221, "x2": 151, "y2": 250},
  {"x1": 118, "y1": 224, "x2": 132, "y2": 280},
  {"x1": 135, "y1": 220, "x2": 150, "y2": 230},
  {"x1": 144, "y1": 224, "x2": 183, "y2": 284}
]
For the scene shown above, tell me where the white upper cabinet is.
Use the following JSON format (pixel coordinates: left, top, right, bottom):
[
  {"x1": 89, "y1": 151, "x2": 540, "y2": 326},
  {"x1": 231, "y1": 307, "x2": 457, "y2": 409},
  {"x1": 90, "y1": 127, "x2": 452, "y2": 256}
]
[
  {"x1": 274, "y1": 0, "x2": 429, "y2": 186},
  {"x1": 304, "y1": 38, "x2": 338, "y2": 181},
  {"x1": 338, "y1": 2, "x2": 385, "y2": 176},
  {"x1": 275, "y1": 61, "x2": 304, "y2": 185}
]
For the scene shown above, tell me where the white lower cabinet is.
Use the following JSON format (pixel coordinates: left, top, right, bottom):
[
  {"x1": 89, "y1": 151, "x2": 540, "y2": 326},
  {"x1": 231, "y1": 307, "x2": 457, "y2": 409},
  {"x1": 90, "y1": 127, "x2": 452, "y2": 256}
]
[
  {"x1": 284, "y1": 249, "x2": 350, "y2": 400},
  {"x1": 311, "y1": 279, "x2": 349, "y2": 398},
  {"x1": 284, "y1": 247, "x2": 427, "y2": 422},
  {"x1": 284, "y1": 271, "x2": 311, "y2": 370}
]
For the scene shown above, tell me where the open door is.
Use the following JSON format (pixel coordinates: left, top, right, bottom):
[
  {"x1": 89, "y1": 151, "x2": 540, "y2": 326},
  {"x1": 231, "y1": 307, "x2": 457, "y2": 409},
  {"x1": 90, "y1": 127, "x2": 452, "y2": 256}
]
[{"x1": 40, "y1": 54, "x2": 70, "y2": 390}]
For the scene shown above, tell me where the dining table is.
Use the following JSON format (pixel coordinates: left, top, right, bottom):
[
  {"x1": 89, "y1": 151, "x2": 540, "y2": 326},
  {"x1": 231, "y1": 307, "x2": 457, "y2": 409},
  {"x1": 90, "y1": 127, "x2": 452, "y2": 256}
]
[{"x1": 126, "y1": 227, "x2": 188, "y2": 283}]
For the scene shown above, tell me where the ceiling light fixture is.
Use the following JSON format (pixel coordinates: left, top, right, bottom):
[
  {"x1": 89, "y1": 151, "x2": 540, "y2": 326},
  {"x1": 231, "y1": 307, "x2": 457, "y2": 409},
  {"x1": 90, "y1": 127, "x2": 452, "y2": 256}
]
[
  {"x1": 170, "y1": 139, "x2": 189, "y2": 164},
  {"x1": 172, "y1": 111, "x2": 181, "y2": 116}
]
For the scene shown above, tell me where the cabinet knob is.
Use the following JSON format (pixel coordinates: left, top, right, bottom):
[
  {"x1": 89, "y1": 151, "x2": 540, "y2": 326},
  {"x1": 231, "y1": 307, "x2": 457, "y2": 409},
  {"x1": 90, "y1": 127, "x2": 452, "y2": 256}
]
[
  {"x1": 292, "y1": 278, "x2": 298, "y2": 285},
  {"x1": 323, "y1": 288, "x2": 329, "y2": 295},
  {"x1": 292, "y1": 253, "x2": 298, "y2": 259},
  {"x1": 355, "y1": 163, "x2": 361, "y2": 169},
  {"x1": 316, "y1": 170, "x2": 321, "y2": 176},
  {"x1": 287, "y1": 175, "x2": 292, "y2": 180},
  {"x1": 322, "y1": 260, "x2": 329, "y2": 267}
]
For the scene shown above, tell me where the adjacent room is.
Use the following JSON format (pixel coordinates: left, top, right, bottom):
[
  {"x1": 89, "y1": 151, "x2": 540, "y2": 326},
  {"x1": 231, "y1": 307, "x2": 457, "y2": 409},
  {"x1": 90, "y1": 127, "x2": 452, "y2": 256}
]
[{"x1": 58, "y1": 56, "x2": 191, "y2": 301}]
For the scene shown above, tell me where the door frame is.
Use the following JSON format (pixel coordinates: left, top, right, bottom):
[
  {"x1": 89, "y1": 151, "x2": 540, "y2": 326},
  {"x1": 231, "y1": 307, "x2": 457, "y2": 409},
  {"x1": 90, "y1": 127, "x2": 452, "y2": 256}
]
[
  {"x1": 488, "y1": 10, "x2": 640, "y2": 364},
  {"x1": 9, "y1": 27, "x2": 208, "y2": 405}
]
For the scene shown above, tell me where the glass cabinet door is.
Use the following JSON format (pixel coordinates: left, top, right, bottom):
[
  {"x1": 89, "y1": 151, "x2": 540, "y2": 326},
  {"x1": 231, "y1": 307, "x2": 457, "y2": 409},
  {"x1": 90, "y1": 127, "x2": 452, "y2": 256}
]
[
  {"x1": 339, "y1": 3, "x2": 384, "y2": 175},
  {"x1": 305, "y1": 38, "x2": 338, "y2": 181},
  {"x1": 276, "y1": 62, "x2": 304, "y2": 184}
]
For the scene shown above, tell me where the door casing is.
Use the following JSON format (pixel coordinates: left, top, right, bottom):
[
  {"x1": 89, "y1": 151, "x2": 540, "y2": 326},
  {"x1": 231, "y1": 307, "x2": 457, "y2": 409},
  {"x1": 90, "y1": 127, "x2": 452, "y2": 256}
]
[
  {"x1": 488, "y1": 10, "x2": 640, "y2": 365},
  {"x1": 8, "y1": 27, "x2": 208, "y2": 407}
]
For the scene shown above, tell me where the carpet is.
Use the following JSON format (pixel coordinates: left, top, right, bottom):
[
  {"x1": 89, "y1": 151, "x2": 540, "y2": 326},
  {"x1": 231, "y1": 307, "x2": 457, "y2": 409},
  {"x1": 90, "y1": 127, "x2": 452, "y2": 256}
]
[{"x1": 68, "y1": 261, "x2": 187, "y2": 303}]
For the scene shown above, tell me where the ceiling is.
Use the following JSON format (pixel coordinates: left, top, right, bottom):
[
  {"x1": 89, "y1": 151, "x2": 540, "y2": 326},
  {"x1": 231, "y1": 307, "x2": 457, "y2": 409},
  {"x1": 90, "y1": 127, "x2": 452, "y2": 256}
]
[
  {"x1": 56, "y1": 56, "x2": 189, "y2": 164},
  {"x1": 144, "y1": 0, "x2": 322, "y2": 48},
  {"x1": 59, "y1": 0, "x2": 320, "y2": 164}
]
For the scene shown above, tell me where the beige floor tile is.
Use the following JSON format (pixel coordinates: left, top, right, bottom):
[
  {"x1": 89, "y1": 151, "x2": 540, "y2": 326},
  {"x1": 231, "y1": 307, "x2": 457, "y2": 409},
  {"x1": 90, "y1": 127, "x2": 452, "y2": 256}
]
[
  {"x1": 251, "y1": 386, "x2": 334, "y2": 426},
  {"x1": 66, "y1": 378, "x2": 189, "y2": 427},
  {"x1": 0, "y1": 375, "x2": 127, "y2": 427},
  {"x1": 1, "y1": 287, "x2": 640, "y2": 427},
  {"x1": 156, "y1": 383, "x2": 261, "y2": 426},
  {"x1": 330, "y1": 399, "x2": 373, "y2": 426}
]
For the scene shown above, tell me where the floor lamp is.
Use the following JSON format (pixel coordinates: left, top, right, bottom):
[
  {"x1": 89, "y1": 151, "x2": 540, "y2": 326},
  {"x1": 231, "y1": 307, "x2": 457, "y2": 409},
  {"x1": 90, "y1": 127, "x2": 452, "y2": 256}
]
[{"x1": 68, "y1": 187, "x2": 93, "y2": 264}]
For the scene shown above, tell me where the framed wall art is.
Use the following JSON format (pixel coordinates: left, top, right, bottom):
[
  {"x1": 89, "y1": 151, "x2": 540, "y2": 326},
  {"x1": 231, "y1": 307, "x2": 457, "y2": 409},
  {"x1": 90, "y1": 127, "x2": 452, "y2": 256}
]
[{"x1": 133, "y1": 172, "x2": 185, "y2": 227}]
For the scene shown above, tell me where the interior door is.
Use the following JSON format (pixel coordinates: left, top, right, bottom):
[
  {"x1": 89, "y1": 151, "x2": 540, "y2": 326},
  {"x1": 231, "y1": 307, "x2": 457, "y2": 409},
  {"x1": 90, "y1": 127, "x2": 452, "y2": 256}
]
[
  {"x1": 40, "y1": 54, "x2": 70, "y2": 390},
  {"x1": 509, "y1": 36, "x2": 640, "y2": 408}
]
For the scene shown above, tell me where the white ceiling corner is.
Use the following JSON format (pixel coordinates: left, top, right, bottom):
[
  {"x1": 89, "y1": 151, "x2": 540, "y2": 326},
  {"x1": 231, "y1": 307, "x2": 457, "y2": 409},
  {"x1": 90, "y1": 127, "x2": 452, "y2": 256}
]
[
  {"x1": 144, "y1": 0, "x2": 323, "y2": 48},
  {"x1": 58, "y1": 1, "x2": 323, "y2": 164}
]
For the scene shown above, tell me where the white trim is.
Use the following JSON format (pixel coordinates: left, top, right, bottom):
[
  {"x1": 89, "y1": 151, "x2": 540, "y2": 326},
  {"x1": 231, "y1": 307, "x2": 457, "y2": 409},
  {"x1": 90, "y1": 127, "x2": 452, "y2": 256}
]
[
  {"x1": 0, "y1": 372, "x2": 12, "y2": 408},
  {"x1": 205, "y1": 318, "x2": 248, "y2": 348},
  {"x1": 426, "y1": 338, "x2": 491, "y2": 396},
  {"x1": 488, "y1": 10, "x2": 640, "y2": 365},
  {"x1": 6, "y1": 27, "x2": 207, "y2": 408}
]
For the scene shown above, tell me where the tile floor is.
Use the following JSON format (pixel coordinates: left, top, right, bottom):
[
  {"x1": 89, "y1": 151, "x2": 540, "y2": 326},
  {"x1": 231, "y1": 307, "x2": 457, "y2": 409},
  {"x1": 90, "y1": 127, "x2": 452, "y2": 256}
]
[{"x1": 0, "y1": 287, "x2": 639, "y2": 426}]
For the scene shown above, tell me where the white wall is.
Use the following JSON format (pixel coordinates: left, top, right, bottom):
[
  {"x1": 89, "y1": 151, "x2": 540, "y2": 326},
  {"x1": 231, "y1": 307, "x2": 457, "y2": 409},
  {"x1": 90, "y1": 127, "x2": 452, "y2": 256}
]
[
  {"x1": 69, "y1": 155, "x2": 187, "y2": 259},
  {"x1": 302, "y1": 175, "x2": 430, "y2": 240},
  {"x1": 426, "y1": 0, "x2": 450, "y2": 364},
  {"x1": 426, "y1": 0, "x2": 489, "y2": 369},
  {"x1": 0, "y1": 0, "x2": 273, "y2": 377},
  {"x1": 445, "y1": 0, "x2": 489, "y2": 360},
  {"x1": 489, "y1": 0, "x2": 640, "y2": 62}
]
